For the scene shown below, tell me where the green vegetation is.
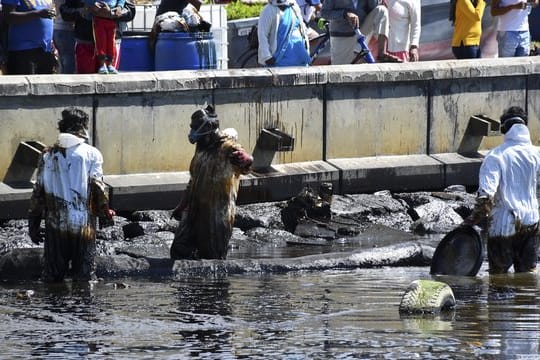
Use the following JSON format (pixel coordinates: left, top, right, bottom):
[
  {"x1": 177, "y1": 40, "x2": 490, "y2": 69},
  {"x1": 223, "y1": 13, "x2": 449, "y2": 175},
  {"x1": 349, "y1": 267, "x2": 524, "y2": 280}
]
[{"x1": 225, "y1": 0, "x2": 264, "y2": 20}]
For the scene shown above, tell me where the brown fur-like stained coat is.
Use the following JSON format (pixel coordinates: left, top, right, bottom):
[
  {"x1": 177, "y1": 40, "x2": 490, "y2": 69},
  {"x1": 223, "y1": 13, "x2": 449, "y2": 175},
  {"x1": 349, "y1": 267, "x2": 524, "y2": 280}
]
[{"x1": 170, "y1": 135, "x2": 252, "y2": 260}]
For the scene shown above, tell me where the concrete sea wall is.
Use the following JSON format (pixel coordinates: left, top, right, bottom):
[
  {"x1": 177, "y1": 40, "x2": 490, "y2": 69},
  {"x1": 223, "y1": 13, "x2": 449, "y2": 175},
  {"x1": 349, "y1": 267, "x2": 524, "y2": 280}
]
[{"x1": 0, "y1": 57, "x2": 539, "y2": 219}]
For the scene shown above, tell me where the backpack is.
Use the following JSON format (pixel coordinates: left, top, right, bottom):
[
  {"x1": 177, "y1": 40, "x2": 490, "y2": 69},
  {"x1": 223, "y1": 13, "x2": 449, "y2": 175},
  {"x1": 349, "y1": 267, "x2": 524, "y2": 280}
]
[{"x1": 247, "y1": 25, "x2": 259, "y2": 49}]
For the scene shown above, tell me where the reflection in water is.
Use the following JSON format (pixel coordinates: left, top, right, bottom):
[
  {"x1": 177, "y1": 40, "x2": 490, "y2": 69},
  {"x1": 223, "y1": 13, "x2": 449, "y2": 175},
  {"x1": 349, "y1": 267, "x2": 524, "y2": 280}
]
[
  {"x1": 0, "y1": 267, "x2": 539, "y2": 358},
  {"x1": 485, "y1": 273, "x2": 540, "y2": 356},
  {"x1": 173, "y1": 278, "x2": 234, "y2": 357}
]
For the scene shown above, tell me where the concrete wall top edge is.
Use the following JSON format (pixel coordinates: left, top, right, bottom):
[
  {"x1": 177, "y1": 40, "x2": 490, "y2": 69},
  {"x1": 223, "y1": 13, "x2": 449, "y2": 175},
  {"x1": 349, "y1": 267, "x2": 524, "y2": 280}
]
[
  {"x1": 430, "y1": 152, "x2": 485, "y2": 165},
  {"x1": 104, "y1": 171, "x2": 190, "y2": 187},
  {"x1": 0, "y1": 75, "x2": 30, "y2": 96},
  {"x1": 328, "y1": 154, "x2": 438, "y2": 169},
  {"x1": 3, "y1": 57, "x2": 539, "y2": 96}
]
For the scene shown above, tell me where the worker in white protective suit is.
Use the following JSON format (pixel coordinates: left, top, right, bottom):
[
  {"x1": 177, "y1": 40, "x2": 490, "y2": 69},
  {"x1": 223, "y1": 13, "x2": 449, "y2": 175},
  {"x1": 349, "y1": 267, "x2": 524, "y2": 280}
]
[
  {"x1": 28, "y1": 107, "x2": 115, "y2": 282},
  {"x1": 464, "y1": 106, "x2": 540, "y2": 274}
]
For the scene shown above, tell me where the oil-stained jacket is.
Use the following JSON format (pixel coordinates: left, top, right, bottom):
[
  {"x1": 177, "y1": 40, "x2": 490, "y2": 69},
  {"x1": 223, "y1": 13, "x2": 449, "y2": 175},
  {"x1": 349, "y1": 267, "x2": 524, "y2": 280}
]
[
  {"x1": 28, "y1": 133, "x2": 109, "y2": 281},
  {"x1": 477, "y1": 124, "x2": 540, "y2": 237},
  {"x1": 171, "y1": 134, "x2": 252, "y2": 259}
]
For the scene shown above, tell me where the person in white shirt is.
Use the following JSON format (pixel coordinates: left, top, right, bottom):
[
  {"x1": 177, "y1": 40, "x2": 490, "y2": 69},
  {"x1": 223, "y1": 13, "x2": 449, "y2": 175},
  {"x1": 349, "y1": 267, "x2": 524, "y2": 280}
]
[
  {"x1": 386, "y1": 0, "x2": 420, "y2": 61},
  {"x1": 491, "y1": 0, "x2": 539, "y2": 57},
  {"x1": 464, "y1": 106, "x2": 540, "y2": 274}
]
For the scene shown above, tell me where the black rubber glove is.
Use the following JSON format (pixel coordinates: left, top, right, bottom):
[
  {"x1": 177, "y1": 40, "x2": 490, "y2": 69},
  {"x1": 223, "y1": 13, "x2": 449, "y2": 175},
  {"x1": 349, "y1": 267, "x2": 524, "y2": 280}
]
[{"x1": 28, "y1": 215, "x2": 44, "y2": 244}]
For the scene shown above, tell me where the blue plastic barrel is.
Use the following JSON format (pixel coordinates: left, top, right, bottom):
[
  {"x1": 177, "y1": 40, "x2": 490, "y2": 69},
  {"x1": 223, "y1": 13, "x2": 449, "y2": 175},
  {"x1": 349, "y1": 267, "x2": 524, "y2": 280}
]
[
  {"x1": 155, "y1": 32, "x2": 217, "y2": 71},
  {"x1": 119, "y1": 33, "x2": 154, "y2": 71}
]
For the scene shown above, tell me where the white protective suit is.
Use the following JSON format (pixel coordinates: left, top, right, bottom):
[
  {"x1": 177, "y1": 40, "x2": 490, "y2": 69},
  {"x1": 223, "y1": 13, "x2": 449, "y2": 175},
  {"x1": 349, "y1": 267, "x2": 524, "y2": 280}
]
[
  {"x1": 29, "y1": 132, "x2": 107, "y2": 281},
  {"x1": 477, "y1": 124, "x2": 540, "y2": 237},
  {"x1": 38, "y1": 133, "x2": 104, "y2": 230}
]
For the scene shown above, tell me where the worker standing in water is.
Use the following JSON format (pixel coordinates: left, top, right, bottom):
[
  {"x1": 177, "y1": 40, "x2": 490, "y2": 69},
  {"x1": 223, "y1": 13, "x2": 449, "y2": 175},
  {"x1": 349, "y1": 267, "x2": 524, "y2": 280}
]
[
  {"x1": 170, "y1": 105, "x2": 253, "y2": 260},
  {"x1": 28, "y1": 107, "x2": 115, "y2": 282}
]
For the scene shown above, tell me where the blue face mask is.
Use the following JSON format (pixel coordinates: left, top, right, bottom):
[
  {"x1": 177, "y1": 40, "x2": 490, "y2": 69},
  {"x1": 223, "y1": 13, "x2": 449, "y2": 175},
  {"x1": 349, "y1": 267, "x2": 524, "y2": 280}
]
[
  {"x1": 188, "y1": 111, "x2": 219, "y2": 144},
  {"x1": 188, "y1": 129, "x2": 201, "y2": 144}
]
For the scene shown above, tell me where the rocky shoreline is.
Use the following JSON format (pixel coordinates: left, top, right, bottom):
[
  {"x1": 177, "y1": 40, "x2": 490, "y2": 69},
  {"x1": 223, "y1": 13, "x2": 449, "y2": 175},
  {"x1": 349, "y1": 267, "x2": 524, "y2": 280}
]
[{"x1": 0, "y1": 186, "x2": 477, "y2": 280}]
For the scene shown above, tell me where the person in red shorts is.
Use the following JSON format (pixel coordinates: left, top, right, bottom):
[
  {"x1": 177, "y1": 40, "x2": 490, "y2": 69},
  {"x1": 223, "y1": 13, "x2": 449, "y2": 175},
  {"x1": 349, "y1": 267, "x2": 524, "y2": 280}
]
[{"x1": 60, "y1": 0, "x2": 134, "y2": 74}]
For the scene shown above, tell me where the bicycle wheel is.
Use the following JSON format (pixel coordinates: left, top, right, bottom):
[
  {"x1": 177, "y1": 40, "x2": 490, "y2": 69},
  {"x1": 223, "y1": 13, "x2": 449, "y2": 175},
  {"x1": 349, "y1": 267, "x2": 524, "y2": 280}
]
[{"x1": 240, "y1": 49, "x2": 259, "y2": 68}]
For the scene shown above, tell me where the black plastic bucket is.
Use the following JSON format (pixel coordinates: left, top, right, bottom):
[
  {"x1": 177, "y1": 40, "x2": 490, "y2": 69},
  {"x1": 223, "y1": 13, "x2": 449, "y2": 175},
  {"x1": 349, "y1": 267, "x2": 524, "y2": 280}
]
[{"x1": 430, "y1": 225, "x2": 484, "y2": 276}]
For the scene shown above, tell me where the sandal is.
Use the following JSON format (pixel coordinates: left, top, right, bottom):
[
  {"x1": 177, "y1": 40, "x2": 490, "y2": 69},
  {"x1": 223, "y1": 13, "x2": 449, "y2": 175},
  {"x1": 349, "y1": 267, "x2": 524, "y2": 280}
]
[{"x1": 377, "y1": 53, "x2": 403, "y2": 63}]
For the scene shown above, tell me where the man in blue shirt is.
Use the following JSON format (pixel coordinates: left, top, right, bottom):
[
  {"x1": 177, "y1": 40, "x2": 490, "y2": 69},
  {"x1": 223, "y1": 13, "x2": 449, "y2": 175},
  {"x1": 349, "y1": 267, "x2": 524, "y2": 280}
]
[{"x1": 1, "y1": 0, "x2": 57, "y2": 74}]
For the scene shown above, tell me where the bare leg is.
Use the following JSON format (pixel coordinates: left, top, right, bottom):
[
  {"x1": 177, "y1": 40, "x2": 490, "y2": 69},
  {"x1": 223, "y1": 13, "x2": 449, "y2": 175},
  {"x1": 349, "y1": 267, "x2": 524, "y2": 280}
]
[{"x1": 377, "y1": 35, "x2": 402, "y2": 62}]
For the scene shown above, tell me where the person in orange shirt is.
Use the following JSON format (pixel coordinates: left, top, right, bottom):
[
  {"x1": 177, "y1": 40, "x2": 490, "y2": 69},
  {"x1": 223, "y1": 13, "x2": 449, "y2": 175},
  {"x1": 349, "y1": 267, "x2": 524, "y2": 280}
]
[{"x1": 450, "y1": 0, "x2": 486, "y2": 59}]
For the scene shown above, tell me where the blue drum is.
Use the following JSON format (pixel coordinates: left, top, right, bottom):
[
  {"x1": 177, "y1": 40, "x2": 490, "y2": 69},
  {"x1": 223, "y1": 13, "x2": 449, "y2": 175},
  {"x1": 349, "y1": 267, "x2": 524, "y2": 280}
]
[
  {"x1": 119, "y1": 33, "x2": 154, "y2": 72},
  {"x1": 155, "y1": 32, "x2": 217, "y2": 71}
]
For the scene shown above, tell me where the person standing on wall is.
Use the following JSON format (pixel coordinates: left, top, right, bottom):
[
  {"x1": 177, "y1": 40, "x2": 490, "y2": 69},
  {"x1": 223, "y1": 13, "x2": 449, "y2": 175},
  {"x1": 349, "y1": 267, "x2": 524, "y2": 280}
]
[
  {"x1": 60, "y1": 0, "x2": 134, "y2": 74},
  {"x1": 258, "y1": 0, "x2": 311, "y2": 67},
  {"x1": 54, "y1": 0, "x2": 76, "y2": 73},
  {"x1": 83, "y1": 0, "x2": 125, "y2": 74},
  {"x1": 386, "y1": 0, "x2": 420, "y2": 62},
  {"x1": 450, "y1": 0, "x2": 486, "y2": 59},
  {"x1": 491, "y1": 0, "x2": 538, "y2": 57},
  {"x1": 28, "y1": 107, "x2": 115, "y2": 283},
  {"x1": 1, "y1": 0, "x2": 57, "y2": 74},
  {"x1": 320, "y1": 0, "x2": 402, "y2": 64},
  {"x1": 464, "y1": 106, "x2": 540, "y2": 274}
]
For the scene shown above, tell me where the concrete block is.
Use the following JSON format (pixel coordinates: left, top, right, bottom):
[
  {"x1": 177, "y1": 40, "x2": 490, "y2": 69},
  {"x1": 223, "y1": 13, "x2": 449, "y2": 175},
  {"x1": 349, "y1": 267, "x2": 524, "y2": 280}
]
[
  {"x1": 326, "y1": 81, "x2": 427, "y2": 158},
  {"x1": 426, "y1": 60, "x2": 454, "y2": 80},
  {"x1": 3, "y1": 141, "x2": 45, "y2": 187},
  {"x1": 94, "y1": 91, "x2": 212, "y2": 175},
  {"x1": 213, "y1": 68, "x2": 274, "y2": 89},
  {"x1": 0, "y1": 182, "x2": 32, "y2": 219},
  {"x1": 238, "y1": 160, "x2": 340, "y2": 203},
  {"x1": 379, "y1": 61, "x2": 427, "y2": 82},
  {"x1": 268, "y1": 66, "x2": 327, "y2": 87},
  {"x1": 326, "y1": 65, "x2": 382, "y2": 84},
  {"x1": 215, "y1": 86, "x2": 324, "y2": 165},
  {"x1": 0, "y1": 100, "x2": 94, "y2": 181},
  {"x1": 429, "y1": 77, "x2": 520, "y2": 154},
  {"x1": 472, "y1": 57, "x2": 535, "y2": 77},
  {"x1": 528, "y1": 74, "x2": 540, "y2": 140},
  {"x1": 329, "y1": 155, "x2": 444, "y2": 194},
  {"x1": 104, "y1": 172, "x2": 191, "y2": 212},
  {"x1": 430, "y1": 153, "x2": 483, "y2": 189},
  {"x1": 29, "y1": 74, "x2": 96, "y2": 95},
  {"x1": 0, "y1": 75, "x2": 30, "y2": 96},
  {"x1": 96, "y1": 72, "x2": 157, "y2": 94},
  {"x1": 155, "y1": 70, "x2": 215, "y2": 91}
]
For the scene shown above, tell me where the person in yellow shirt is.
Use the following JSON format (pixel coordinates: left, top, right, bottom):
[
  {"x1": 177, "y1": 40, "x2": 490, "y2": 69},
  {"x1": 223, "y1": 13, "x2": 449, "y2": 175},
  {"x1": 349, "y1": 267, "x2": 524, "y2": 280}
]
[{"x1": 450, "y1": 0, "x2": 486, "y2": 58}]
